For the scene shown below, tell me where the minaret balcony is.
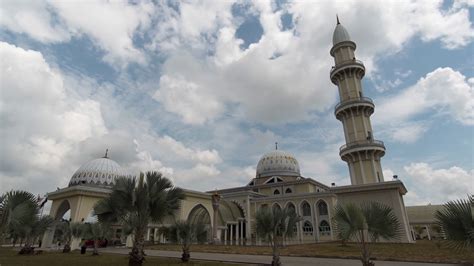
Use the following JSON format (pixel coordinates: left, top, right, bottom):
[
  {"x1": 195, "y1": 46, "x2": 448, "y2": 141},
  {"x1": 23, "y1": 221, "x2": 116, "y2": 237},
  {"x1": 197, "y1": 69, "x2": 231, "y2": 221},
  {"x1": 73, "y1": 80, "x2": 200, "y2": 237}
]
[
  {"x1": 330, "y1": 59, "x2": 365, "y2": 85},
  {"x1": 339, "y1": 139, "x2": 385, "y2": 157},
  {"x1": 335, "y1": 97, "x2": 374, "y2": 119}
]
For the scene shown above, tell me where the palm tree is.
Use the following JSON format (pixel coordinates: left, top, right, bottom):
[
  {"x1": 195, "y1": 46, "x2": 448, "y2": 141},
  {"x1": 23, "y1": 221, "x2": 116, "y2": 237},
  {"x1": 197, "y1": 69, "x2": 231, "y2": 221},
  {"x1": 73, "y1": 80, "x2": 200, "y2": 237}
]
[
  {"x1": 334, "y1": 202, "x2": 401, "y2": 266},
  {"x1": 94, "y1": 171, "x2": 184, "y2": 266},
  {"x1": 0, "y1": 190, "x2": 54, "y2": 254},
  {"x1": 168, "y1": 220, "x2": 207, "y2": 262},
  {"x1": 82, "y1": 222, "x2": 113, "y2": 255},
  {"x1": 435, "y1": 195, "x2": 474, "y2": 250},
  {"x1": 255, "y1": 206, "x2": 301, "y2": 266},
  {"x1": 55, "y1": 221, "x2": 84, "y2": 253}
]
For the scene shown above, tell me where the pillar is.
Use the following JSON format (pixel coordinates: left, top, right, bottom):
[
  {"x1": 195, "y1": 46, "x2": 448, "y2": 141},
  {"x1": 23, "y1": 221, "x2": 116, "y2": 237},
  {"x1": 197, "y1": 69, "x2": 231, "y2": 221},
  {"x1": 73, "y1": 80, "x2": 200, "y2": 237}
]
[
  {"x1": 224, "y1": 227, "x2": 228, "y2": 245},
  {"x1": 211, "y1": 192, "x2": 221, "y2": 244},
  {"x1": 425, "y1": 225, "x2": 431, "y2": 240}
]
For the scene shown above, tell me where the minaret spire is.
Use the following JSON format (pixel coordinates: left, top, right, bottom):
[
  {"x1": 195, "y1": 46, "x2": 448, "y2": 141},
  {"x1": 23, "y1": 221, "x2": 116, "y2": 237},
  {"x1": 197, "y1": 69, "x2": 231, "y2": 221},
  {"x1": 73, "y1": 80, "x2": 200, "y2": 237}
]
[{"x1": 330, "y1": 21, "x2": 386, "y2": 185}]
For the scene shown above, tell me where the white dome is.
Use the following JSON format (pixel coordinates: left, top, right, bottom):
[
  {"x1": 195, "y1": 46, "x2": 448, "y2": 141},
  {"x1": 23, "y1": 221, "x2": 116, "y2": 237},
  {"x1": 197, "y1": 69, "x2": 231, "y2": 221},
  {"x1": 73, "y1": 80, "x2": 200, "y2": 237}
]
[
  {"x1": 256, "y1": 150, "x2": 300, "y2": 178},
  {"x1": 333, "y1": 23, "x2": 351, "y2": 45},
  {"x1": 69, "y1": 157, "x2": 125, "y2": 187}
]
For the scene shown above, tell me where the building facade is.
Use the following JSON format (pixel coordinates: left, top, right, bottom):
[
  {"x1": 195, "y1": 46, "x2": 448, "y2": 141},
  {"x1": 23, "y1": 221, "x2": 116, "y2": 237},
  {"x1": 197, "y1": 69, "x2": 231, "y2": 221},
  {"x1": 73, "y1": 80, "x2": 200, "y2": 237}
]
[{"x1": 42, "y1": 20, "x2": 416, "y2": 249}]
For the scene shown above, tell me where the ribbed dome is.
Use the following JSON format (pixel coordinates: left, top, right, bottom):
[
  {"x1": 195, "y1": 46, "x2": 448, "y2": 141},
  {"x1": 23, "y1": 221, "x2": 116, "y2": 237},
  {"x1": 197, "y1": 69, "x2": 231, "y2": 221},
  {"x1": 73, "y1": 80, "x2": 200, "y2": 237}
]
[
  {"x1": 256, "y1": 150, "x2": 300, "y2": 178},
  {"x1": 69, "y1": 157, "x2": 125, "y2": 187},
  {"x1": 332, "y1": 23, "x2": 351, "y2": 45}
]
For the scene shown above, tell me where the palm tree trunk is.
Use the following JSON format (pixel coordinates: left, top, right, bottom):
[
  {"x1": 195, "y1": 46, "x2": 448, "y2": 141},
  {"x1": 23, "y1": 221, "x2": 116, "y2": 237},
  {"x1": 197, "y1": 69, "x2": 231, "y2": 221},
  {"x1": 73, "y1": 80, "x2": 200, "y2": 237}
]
[
  {"x1": 129, "y1": 229, "x2": 145, "y2": 266},
  {"x1": 63, "y1": 239, "x2": 71, "y2": 253},
  {"x1": 359, "y1": 230, "x2": 373, "y2": 266},
  {"x1": 271, "y1": 236, "x2": 281, "y2": 266},
  {"x1": 92, "y1": 239, "x2": 99, "y2": 255},
  {"x1": 181, "y1": 244, "x2": 190, "y2": 262}
]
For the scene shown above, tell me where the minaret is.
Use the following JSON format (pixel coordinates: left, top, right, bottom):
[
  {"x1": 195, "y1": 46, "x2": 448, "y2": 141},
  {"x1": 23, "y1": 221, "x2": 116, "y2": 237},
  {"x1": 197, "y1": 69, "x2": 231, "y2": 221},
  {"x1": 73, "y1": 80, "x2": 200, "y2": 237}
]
[{"x1": 330, "y1": 17, "x2": 386, "y2": 185}]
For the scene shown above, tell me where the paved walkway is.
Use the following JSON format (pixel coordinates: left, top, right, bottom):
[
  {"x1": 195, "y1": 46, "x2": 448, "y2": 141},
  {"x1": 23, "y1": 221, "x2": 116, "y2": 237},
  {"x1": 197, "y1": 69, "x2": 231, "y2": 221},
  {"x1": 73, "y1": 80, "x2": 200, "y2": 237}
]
[{"x1": 102, "y1": 247, "x2": 462, "y2": 266}]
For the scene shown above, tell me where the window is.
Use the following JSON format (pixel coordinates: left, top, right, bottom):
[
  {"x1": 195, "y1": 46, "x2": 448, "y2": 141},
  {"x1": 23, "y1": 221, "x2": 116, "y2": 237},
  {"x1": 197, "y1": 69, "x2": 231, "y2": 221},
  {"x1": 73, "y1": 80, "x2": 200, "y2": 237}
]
[
  {"x1": 264, "y1": 176, "x2": 283, "y2": 184},
  {"x1": 319, "y1": 220, "x2": 331, "y2": 236},
  {"x1": 273, "y1": 189, "x2": 280, "y2": 195},
  {"x1": 287, "y1": 203, "x2": 296, "y2": 214},
  {"x1": 318, "y1": 201, "x2": 328, "y2": 216},
  {"x1": 285, "y1": 188, "x2": 292, "y2": 194},
  {"x1": 303, "y1": 221, "x2": 313, "y2": 236},
  {"x1": 272, "y1": 204, "x2": 281, "y2": 213},
  {"x1": 302, "y1": 202, "x2": 311, "y2": 216}
]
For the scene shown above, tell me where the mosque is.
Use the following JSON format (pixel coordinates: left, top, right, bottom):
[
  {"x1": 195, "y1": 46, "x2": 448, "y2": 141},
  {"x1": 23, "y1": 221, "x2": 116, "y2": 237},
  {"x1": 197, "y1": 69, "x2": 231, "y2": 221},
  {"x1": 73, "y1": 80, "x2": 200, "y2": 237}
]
[{"x1": 42, "y1": 20, "x2": 428, "y2": 249}]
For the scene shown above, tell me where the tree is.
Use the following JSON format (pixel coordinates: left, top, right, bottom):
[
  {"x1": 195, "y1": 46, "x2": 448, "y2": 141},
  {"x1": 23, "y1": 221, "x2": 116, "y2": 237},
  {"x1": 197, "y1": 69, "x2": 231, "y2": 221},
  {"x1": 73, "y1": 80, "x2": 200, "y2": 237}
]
[
  {"x1": 255, "y1": 206, "x2": 301, "y2": 266},
  {"x1": 54, "y1": 221, "x2": 84, "y2": 253},
  {"x1": 435, "y1": 195, "x2": 474, "y2": 250},
  {"x1": 94, "y1": 171, "x2": 185, "y2": 266},
  {"x1": 82, "y1": 222, "x2": 113, "y2": 255},
  {"x1": 333, "y1": 202, "x2": 401, "y2": 266},
  {"x1": 168, "y1": 220, "x2": 207, "y2": 262},
  {"x1": 0, "y1": 190, "x2": 54, "y2": 254}
]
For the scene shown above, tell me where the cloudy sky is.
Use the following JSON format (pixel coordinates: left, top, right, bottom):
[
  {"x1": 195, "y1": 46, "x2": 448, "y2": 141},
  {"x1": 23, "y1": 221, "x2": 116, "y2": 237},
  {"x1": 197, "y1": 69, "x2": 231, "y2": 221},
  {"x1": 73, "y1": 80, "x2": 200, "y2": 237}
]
[{"x1": 0, "y1": 0, "x2": 472, "y2": 206}]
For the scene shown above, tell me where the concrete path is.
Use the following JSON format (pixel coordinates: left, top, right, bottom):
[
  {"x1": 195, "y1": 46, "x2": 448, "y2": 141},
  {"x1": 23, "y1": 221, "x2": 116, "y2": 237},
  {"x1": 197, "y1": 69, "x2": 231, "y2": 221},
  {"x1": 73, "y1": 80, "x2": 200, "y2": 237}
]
[{"x1": 102, "y1": 247, "x2": 463, "y2": 266}]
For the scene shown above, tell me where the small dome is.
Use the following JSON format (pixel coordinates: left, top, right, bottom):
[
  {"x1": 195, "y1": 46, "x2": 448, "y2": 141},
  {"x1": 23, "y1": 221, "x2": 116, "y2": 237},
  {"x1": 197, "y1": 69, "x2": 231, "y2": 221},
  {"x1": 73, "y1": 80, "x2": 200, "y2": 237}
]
[
  {"x1": 68, "y1": 157, "x2": 125, "y2": 187},
  {"x1": 256, "y1": 150, "x2": 300, "y2": 178},
  {"x1": 332, "y1": 23, "x2": 351, "y2": 45}
]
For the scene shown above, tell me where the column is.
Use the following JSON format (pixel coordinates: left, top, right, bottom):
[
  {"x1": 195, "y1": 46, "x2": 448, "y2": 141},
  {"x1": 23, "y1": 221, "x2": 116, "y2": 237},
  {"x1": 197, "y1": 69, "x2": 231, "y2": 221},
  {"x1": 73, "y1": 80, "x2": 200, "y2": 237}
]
[
  {"x1": 425, "y1": 225, "x2": 431, "y2": 240},
  {"x1": 224, "y1": 226, "x2": 228, "y2": 245},
  {"x1": 240, "y1": 220, "x2": 244, "y2": 245},
  {"x1": 146, "y1": 228, "x2": 150, "y2": 241},
  {"x1": 230, "y1": 224, "x2": 233, "y2": 245}
]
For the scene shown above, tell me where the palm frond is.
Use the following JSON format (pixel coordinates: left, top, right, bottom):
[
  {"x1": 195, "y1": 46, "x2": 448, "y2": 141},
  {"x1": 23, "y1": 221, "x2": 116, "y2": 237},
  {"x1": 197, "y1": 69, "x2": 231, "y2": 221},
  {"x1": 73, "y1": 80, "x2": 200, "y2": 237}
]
[
  {"x1": 435, "y1": 195, "x2": 474, "y2": 250},
  {"x1": 361, "y1": 201, "x2": 401, "y2": 242}
]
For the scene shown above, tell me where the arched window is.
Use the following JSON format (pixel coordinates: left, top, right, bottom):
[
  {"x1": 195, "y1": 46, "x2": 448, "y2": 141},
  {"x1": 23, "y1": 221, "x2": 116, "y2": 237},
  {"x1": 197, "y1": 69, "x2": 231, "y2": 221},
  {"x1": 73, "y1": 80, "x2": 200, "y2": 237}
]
[
  {"x1": 285, "y1": 188, "x2": 292, "y2": 194},
  {"x1": 302, "y1": 201, "x2": 311, "y2": 216},
  {"x1": 287, "y1": 203, "x2": 296, "y2": 214},
  {"x1": 274, "y1": 189, "x2": 280, "y2": 195},
  {"x1": 303, "y1": 221, "x2": 313, "y2": 236},
  {"x1": 318, "y1": 201, "x2": 328, "y2": 216},
  {"x1": 319, "y1": 220, "x2": 331, "y2": 236},
  {"x1": 272, "y1": 204, "x2": 281, "y2": 213}
]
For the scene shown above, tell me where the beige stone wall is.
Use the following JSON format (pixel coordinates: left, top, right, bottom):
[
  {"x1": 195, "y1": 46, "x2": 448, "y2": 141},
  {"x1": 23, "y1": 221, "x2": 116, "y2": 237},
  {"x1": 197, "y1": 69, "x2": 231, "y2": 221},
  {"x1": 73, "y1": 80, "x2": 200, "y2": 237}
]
[{"x1": 335, "y1": 188, "x2": 413, "y2": 243}]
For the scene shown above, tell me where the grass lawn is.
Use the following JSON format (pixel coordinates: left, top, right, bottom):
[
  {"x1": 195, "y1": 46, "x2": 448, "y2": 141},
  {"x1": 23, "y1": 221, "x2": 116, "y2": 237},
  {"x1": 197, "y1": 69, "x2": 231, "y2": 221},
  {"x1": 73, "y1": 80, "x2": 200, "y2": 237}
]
[
  {"x1": 148, "y1": 240, "x2": 474, "y2": 264},
  {"x1": 0, "y1": 247, "x2": 243, "y2": 266}
]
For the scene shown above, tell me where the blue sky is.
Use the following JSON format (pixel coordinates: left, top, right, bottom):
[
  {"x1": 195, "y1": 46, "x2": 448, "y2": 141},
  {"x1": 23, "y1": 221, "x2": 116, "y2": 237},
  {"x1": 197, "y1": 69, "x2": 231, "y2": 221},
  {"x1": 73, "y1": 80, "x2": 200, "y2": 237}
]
[{"x1": 0, "y1": 0, "x2": 472, "y2": 206}]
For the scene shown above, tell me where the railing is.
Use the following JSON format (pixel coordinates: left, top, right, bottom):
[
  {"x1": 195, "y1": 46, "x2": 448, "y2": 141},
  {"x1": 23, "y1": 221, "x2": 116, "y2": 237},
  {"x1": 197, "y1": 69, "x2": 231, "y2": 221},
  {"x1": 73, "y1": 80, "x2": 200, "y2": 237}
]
[
  {"x1": 339, "y1": 139, "x2": 385, "y2": 152},
  {"x1": 334, "y1": 97, "x2": 373, "y2": 111},
  {"x1": 330, "y1": 59, "x2": 365, "y2": 75}
]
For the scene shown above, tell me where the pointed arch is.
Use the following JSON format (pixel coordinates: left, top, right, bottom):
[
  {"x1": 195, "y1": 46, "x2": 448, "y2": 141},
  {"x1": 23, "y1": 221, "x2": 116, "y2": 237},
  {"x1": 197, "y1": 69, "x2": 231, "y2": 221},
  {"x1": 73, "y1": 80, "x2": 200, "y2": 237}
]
[
  {"x1": 300, "y1": 200, "x2": 311, "y2": 217},
  {"x1": 316, "y1": 200, "x2": 329, "y2": 216},
  {"x1": 285, "y1": 202, "x2": 296, "y2": 215}
]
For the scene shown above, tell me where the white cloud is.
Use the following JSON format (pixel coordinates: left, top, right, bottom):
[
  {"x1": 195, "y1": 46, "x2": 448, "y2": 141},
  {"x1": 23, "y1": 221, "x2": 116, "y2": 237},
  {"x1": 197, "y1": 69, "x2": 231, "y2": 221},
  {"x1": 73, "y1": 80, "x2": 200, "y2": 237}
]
[
  {"x1": 374, "y1": 67, "x2": 473, "y2": 142},
  {"x1": 0, "y1": 42, "x2": 107, "y2": 191},
  {"x1": 49, "y1": 1, "x2": 153, "y2": 67},
  {"x1": 403, "y1": 162, "x2": 474, "y2": 204},
  {"x1": 0, "y1": 1, "x2": 70, "y2": 43},
  {"x1": 149, "y1": 0, "x2": 473, "y2": 125},
  {"x1": 0, "y1": 1, "x2": 153, "y2": 67},
  {"x1": 153, "y1": 74, "x2": 223, "y2": 125}
]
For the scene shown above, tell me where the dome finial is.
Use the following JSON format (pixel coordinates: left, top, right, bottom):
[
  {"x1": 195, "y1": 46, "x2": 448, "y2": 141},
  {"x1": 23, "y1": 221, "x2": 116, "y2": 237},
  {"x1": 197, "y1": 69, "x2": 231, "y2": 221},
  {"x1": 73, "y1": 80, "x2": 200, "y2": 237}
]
[
  {"x1": 104, "y1": 148, "x2": 109, "y2": 158},
  {"x1": 336, "y1": 14, "x2": 340, "y2": 25},
  {"x1": 275, "y1": 142, "x2": 278, "y2": 150}
]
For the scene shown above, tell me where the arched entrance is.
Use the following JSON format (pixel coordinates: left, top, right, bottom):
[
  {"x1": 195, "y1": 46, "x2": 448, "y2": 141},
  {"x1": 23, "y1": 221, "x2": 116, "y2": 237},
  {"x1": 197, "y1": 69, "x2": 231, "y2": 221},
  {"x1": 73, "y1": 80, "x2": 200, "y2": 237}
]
[{"x1": 187, "y1": 204, "x2": 212, "y2": 242}]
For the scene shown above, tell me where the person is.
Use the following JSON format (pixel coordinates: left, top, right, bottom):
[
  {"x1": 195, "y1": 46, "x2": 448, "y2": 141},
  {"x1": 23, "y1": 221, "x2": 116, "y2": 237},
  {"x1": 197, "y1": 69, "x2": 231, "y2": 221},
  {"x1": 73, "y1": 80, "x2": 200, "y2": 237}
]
[{"x1": 80, "y1": 239, "x2": 86, "y2": 254}]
